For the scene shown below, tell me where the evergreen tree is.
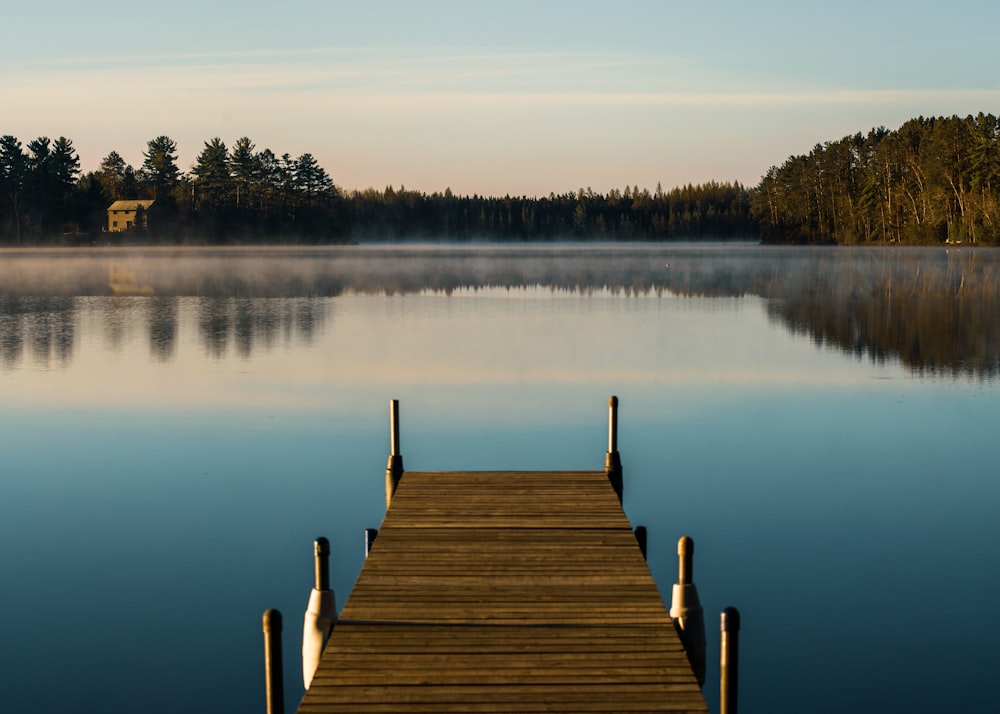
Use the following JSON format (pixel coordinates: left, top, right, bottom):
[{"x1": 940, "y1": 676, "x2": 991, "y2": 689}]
[
  {"x1": 294, "y1": 153, "x2": 333, "y2": 204},
  {"x1": 25, "y1": 137, "x2": 56, "y2": 236},
  {"x1": 50, "y1": 137, "x2": 80, "y2": 193},
  {"x1": 141, "y1": 135, "x2": 180, "y2": 200},
  {"x1": 192, "y1": 137, "x2": 231, "y2": 211},
  {"x1": 96, "y1": 150, "x2": 130, "y2": 201},
  {"x1": 0, "y1": 135, "x2": 28, "y2": 243},
  {"x1": 228, "y1": 137, "x2": 258, "y2": 209}
]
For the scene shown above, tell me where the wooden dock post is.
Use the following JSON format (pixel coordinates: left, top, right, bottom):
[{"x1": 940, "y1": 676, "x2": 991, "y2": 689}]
[
  {"x1": 262, "y1": 609, "x2": 284, "y2": 714},
  {"x1": 302, "y1": 538, "x2": 336, "y2": 689},
  {"x1": 604, "y1": 395, "x2": 623, "y2": 502},
  {"x1": 364, "y1": 528, "x2": 378, "y2": 558},
  {"x1": 634, "y1": 525, "x2": 648, "y2": 561},
  {"x1": 669, "y1": 535, "x2": 707, "y2": 686},
  {"x1": 721, "y1": 607, "x2": 741, "y2": 714},
  {"x1": 385, "y1": 399, "x2": 404, "y2": 507}
]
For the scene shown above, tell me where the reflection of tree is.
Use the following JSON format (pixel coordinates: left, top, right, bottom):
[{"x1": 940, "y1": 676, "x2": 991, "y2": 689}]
[
  {"x1": 195, "y1": 297, "x2": 327, "y2": 360},
  {"x1": 650, "y1": 248, "x2": 1000, "y2": 377},
  {"x1": 101, "y1": 299, "x2": 127, "y2": 351},
  {"x1": 29, "y1": 297, "x2": 74, "y2": 368},
  {"x1": 197, "y1": 299, "x2": 231, "y2": 359},
  {"x1": 0, "y1": 293, "x2": 330, "y2": 365},
  {"x1": 233, "y1": 301, "x2": 254, "y2": 359},
  {"x1": 1, "y1": 247, "x2": 997, "y2": 376},
  {"x1": 764, "y1": 250, "x2": 1000, "y2": 377},
  {"x1": 147, "y1": 297, "x2": 177, "y2": 362},
  {"x1": 0, "y1": 297, "x2": 25, "y2": 367},
  {"x1": 0, "y1": 297, "x2": 74, "y2": 369}
]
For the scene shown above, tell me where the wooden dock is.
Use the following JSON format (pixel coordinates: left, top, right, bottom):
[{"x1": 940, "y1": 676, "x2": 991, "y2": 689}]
[{"x1": 283, "y1": 398, "x2": 712, "y2": 713}]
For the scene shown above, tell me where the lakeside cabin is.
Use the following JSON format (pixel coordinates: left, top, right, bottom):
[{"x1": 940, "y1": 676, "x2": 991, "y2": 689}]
[{"x1": 106, "y1": 200, "x2": 154, "y2": 232}]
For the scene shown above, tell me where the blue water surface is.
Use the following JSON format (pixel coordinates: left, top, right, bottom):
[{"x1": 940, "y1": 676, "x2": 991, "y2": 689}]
[{"x1": 1, "y1": 246, "x2": 998, "y2": 713}]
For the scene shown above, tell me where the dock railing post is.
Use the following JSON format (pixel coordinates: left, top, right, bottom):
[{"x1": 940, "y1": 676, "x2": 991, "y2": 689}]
[
  {"x1": 604, "y1": 395, "x2": 623, "y2": 503},
  {"x1": 721, "y1": 607, "x2": 741, "y2": 714},
  {"x1": 262, "y1": 609, "x2": 284, "y2": 714},
  {"x1": 365, "y1": 528, "x2": 379, "y2": 558},
  {"x1": 302, "y1": 537, "x2": 336, "y2": 689},
  {"x1": 634, "y1": 525, "x2": 648, "y2": 561},
  {"x1": 669, "y1": 536, "x2": 706, "y2": 686},
  {"x1": 385, "y1": 399, "x2": 404, "y2": 507}
]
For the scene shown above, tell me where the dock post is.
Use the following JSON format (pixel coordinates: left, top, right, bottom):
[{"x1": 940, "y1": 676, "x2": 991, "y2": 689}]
[
  {"x1": 262, "y1": 609, "x2": 284, "y2": 714},
  {"x1": 302, "y1": 538, "x2": 336, "y2": 689},
  {"x1": 634, "y1": 525, "x2": 648, "y2": 561},
  {"x1": 721, "y1": 607, "x2": 741, "y2": 714},
  {"x1": 669, "y1": 536, "x2": 706, "y2": 686},
  {"x1": 604, "y1": 396, "x2": 623, "y2": 503},
  {"x1": 385, "y1": 399, "x2": 404, "y2": 507},
  {"x1": 364, "y1": 528, "x2": 379, "y2": 558}
]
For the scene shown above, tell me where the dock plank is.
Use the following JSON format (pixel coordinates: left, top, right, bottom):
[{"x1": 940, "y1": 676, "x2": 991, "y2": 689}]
[{"x1": 297, "y1": 470, "x2": 708, "y2": 712}]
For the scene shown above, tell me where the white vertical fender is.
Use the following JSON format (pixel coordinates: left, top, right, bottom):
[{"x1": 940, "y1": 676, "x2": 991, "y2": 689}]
[
  {"x1": 669, "y1": 536, "x2": 706, "y2": 686},
  {"x1": 302, "y1": 587, "x2": 336, "y2": 689},
  {"x1": 670, "y1": 580, "x2": 705, "y2": 630}
]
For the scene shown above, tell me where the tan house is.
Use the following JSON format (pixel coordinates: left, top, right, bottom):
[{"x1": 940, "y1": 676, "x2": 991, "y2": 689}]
[{"x1": 107, "y1": 200, "x2": 154, "y2": 232}]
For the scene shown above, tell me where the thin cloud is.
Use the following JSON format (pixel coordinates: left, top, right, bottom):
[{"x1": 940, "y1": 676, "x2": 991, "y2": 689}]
[
  {"x1": 5, "y1": 46, "x2": 692, "y2": 95},
  {"x1": 10, "y1": 54, "x2": 997, "y2": 109},
  {"x1": 8, "y1": 43, "x2": 996, "y2": 111}
]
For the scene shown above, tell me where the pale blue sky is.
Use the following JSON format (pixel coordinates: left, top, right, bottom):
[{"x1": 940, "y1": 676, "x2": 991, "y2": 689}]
[{"x1": 4, "y1": 0, "x2": 998, "y2": 195}]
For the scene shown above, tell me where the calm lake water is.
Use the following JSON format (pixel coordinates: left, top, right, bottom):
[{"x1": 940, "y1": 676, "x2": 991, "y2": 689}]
[{"x1": 1, "y1": 244, "x2": 998, "y2": 713}]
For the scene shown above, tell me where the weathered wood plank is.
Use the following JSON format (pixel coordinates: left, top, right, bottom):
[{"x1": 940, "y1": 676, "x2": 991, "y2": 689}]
[{"x1": 297, "y1": 471, "x2": 708, "y2": 713}]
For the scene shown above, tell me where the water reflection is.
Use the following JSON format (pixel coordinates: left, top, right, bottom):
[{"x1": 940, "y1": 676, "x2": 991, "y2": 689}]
[
  {"x1": 0, "y1": 246, "x2": 997, "y2": 376},
  {"x1": 101, "y1": 297, "x2": 140, "y2": 352},
  {"x1": 0, "y1": 296, "x2": 75, "y2": 369},
  {"x1": 0, "y1": 295, "x2": 327, "y2": 368},
  {"x1": 764, "y1": 250, "x2": 1000, "y2": 377},
  {"x1": 147, "y1": 297, "x2": 177, "y2": 362},
  {"x1": 195, "y1": 298, "x2": 325, "y2": 360}
]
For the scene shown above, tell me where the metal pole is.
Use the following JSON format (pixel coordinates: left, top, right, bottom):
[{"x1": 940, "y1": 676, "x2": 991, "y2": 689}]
[
  {"x1": 262, "y1": 609, "x2": 284, "y2": 714},
  {"x1": 721, "y1": 607, "x2": 741, "y2": 714},
  {"x1": 604, "y1": 396, "x2": 623, "y2": 503},
  {"x1": 385, "y1": 399, "x2": 404, "y2": 507}
]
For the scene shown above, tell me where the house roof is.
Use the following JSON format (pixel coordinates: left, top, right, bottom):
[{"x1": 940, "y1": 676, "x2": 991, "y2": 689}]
[{"x1": 107, "y1": 199, "x2": 155, "y2": 211}]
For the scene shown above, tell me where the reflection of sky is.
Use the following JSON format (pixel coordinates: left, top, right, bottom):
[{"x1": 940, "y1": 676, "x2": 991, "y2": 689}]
[{"x1": 2, "y1": 289, "x2": 899, "y2": 411}]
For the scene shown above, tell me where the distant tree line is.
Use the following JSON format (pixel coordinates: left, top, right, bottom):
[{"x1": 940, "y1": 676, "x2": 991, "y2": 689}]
[
  {"x1": 1, "y1": 133, "x2": 755, "y2": 244},
  {"x1": 345, "y1": 181, "x2": 753, "y2": 241},
  {"x1": 752, "y1": 113, "x2": 1000, "y2": 245},
  {"x1": 8, "y1": 114, "x2": 998, "y2": 246}
]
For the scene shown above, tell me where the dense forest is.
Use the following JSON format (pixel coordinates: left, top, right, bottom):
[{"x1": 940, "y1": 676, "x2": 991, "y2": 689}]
[
  {"x1": 3, "y1": 114, "x2": 999, "y2": 245},
  {"x1": 753, "y1": 113, "x2": 1000, "y2": 245},
  {"x1": 0, "y1": 134, "x2": 752, "y2": 244}
]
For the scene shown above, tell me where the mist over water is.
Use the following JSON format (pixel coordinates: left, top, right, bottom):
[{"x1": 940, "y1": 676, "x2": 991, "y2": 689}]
[
  {"x1": 2, "y1": 244, "x2": 997, "y2": 377},
  {"x1": 1, "y1": 244, "x2": 998, "y2": 713}
]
